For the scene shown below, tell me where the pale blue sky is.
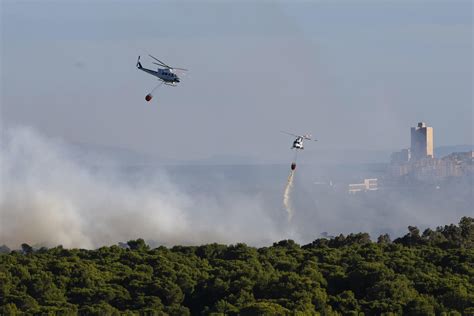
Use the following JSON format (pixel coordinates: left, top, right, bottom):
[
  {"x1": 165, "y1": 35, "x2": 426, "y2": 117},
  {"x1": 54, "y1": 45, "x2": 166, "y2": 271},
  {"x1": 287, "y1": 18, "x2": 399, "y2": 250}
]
[{"x1": 1, "y1": 0, "x2": 472, "y2": 162}]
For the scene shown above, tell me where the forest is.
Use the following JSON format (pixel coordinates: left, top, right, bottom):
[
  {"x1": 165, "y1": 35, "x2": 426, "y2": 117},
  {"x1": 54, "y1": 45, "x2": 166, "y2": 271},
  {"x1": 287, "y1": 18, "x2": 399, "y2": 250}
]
[{"x1": 1, "y1": 217, "x2": 473, "y2": 315}]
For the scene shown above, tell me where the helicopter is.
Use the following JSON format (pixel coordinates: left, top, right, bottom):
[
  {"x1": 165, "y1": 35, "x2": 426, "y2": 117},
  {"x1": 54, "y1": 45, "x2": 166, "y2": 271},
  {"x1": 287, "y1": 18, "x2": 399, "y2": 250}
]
[
  {"x1": 281, "y1": 131, "x2": 317, "y2": 150},
  {"x1": 136, "y1": 55, "x2": 187, "y2": 101},
  {"x1": 281, "y1": 131, "x2": 317, "y2": 170}
]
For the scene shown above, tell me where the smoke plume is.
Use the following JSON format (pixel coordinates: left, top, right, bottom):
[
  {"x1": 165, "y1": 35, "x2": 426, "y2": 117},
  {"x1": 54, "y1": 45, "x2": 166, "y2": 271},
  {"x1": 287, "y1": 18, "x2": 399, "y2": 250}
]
[
  {"x1": 1, "y1": 127, "x2": 471, "y2": 250},
  {"x1": 0, "y1": 127, "x2": 284, "y2": 249}
]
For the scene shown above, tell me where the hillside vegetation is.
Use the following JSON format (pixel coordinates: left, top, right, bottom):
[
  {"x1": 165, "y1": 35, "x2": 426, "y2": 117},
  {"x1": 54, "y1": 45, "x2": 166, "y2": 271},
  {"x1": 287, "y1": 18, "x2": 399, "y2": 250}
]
[{"x1": 1, "y1": 217, "x2": 473, "y2": 315}]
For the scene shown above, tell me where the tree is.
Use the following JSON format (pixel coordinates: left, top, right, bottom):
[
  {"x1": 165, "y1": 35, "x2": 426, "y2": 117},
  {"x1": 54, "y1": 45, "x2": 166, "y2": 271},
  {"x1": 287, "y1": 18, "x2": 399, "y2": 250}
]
[
  {"x1": 458, "y1": 216, "x2": 474, "y2": 247},
  {"x1": 21, "y1": 243, "x2": 33, "y2": 254},
  {"x1": 127, "y1": 239, "x2": 149, "y2": 251},
  {"x1": 377, "y1": 234, "x2": 391, "y2": 244},
  {"x1": 0, "y1": 245, "x2": 11, "y2": 254},
  {"x1": 1, "y1": 303, "x2": 19, "y2": 315},
  {"x1": 240, "y1": 301, "x2": 290, "y2": 315},
  {"x1": 404, "y1": 297, "x2": 435, "y2": 315}
]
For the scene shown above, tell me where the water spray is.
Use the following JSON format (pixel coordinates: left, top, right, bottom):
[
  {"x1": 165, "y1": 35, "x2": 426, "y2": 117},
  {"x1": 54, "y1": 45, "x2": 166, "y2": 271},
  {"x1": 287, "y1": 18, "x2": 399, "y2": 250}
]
[
  {"x1": 283, "y1": 150, "x2": 298, "y2": 222},
  {"x1": 283, "y1": 169, "x2": 295, "y2": 221}
]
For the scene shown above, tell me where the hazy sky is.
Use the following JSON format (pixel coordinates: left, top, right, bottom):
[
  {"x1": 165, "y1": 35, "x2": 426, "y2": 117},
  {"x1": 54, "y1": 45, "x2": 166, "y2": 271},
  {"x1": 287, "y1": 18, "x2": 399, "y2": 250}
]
[{"x1": 1, "y1": 0, "x2": 472, "y2": 162}]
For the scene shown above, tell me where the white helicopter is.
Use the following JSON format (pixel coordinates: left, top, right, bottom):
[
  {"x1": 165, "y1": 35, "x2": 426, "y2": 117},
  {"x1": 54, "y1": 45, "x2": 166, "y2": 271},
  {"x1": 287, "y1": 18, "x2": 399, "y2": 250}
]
[
  {"x1": 281, "y1": 131, "x2": 317, "y2": 150},
  {"x1": 136, "y1": 55, "x2": 187, "y2": 101},
  {"x1": 282, "y1": 131, "x2": 317, "y2": 170}
]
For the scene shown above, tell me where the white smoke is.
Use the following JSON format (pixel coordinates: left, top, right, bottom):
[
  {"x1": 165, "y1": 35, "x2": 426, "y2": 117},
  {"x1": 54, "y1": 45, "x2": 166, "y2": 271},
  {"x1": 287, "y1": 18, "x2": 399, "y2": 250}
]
[
  {"x1": 0, "y1": 127, "x2": 283, "y2": 249},
  {"x1": 283, "y1": 169, "x2": 295, "y2": 222}
]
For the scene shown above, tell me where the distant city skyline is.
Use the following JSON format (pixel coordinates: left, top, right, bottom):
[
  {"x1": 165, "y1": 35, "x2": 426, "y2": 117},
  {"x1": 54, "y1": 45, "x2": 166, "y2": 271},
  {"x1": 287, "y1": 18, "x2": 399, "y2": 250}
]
[{"x1": 2, "y1": 1, "x2": 472, "y2": 162}]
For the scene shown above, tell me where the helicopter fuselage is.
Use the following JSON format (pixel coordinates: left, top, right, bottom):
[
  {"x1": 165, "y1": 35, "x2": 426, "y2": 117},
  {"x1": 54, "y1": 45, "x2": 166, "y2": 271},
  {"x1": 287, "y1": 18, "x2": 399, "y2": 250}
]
[
  {"x1": 140, "y1": 67, "x2": 180, "y2": 83},
  {"x1": 292, "y1": 137, "x2": 304, "y2": 150},
  {"x1": 137, "y1": 62, "x2": 180, "y2": 84},
  {"x1": 155, "y1": 68, "x2": 180, "y2": 83}
]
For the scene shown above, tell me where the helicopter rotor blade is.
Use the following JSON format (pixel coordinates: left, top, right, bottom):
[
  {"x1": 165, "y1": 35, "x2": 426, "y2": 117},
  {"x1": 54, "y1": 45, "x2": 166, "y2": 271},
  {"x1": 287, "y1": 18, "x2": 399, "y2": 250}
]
[
  {"x1": 171, "y1": 67, "x2": 188, "y2": 71},
  {"x1": 281, "y1": 131, "x2": 300, "y2": 138},
  {"x1": 153, "y1": 64, "x2": 188, "y2": 72},
  {"x1": 152, "y1": 62, "x2": 169, "y2": 68},
  {"x1": 148, "y1": 55, "x2": 187, "y2": 71},
  {"x1": 148, "y1": 54, "x2": 170, "y2": 68}
]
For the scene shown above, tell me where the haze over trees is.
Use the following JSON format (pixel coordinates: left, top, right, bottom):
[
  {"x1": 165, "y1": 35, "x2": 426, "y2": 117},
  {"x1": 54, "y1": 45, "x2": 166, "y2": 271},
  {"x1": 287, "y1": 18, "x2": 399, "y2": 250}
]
[{"x1": 1, "y1": 217, "x2": 473, "y2": 315}]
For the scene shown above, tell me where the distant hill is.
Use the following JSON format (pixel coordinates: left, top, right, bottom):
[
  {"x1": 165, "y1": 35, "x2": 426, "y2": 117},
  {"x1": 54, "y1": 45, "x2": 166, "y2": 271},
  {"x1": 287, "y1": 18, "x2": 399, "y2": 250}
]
[
  {"x1": 66, "y1": 142, "x2": 170, "y2": 166},
  {"x1": 61, "y1": 142, "x2": 474, "y2": 166}
]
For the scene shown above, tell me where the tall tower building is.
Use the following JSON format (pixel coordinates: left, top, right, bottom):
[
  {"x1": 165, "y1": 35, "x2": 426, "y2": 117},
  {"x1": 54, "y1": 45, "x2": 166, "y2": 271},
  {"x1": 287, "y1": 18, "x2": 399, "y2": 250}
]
[{"x1": 410, "y1": 122, "x2": 434, "y2": 160}]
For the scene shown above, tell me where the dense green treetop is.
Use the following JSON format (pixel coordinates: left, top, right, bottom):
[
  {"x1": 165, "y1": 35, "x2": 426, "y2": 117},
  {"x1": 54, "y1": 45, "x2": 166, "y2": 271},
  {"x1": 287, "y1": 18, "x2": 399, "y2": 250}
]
[{"x1": 1, "y1": 217, "x2": 473, "y2": 315}]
